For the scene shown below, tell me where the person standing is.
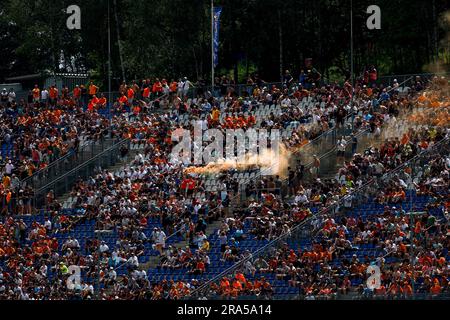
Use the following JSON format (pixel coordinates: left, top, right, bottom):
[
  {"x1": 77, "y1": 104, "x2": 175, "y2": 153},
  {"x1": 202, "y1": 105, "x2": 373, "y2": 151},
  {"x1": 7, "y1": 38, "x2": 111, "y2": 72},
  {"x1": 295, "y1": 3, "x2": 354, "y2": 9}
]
[
  {"x1": 49, "y1": 85, "x2": 58, "y2": 106},
  {"x1": 182, "y1": 77, "x2": 194, "y2": 98},
  {"x1": 0, "y1": 88, "x2": 8, "y2": 105},
  {"x1": 32, "y1": 84, "x2": 40, "y2": 104},
  {"x1": 41, "y1": 87, "x2": 49, "y2": 105},
  {"x1": 88, "y1": 81, "x2": 99, "y2": 99},
  {"x1": 311, "y1": 155, "x2": 320, "y2": 177},
  {"x1": 351, "y1": 133, "x2": 358, "y2": 155},
  {"x1": 7, "y1": 88, "x2": 16, "y2": 103}
]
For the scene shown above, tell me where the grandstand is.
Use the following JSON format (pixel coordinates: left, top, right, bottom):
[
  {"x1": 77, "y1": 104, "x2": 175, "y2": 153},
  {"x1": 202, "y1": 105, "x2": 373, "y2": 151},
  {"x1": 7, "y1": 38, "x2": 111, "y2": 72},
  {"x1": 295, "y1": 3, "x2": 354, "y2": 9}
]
[{"x1": 0, "y1": 70, "x2": 448, "y2": 302}]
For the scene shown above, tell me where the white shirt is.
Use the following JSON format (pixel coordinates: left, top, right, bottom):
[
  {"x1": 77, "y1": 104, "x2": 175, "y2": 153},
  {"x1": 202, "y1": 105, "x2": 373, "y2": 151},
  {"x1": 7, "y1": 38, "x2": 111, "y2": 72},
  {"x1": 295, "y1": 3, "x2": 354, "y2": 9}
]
[
  {"x1": 157, "y1": 231, "x2": 166, "y2": 245},
  {"x1": 44, "y1": 220, "x2": 52, "y2": 230},
  {"x1": 183, "y1": 81, "x2": 192, "y2": 91},
  {"x1": 5, "y1": 163, "x2": 14, "y2": 174},
  {"x1": 127, "y1": 255, "x2": 139, "y2": 267},
  {"x1": 8, "y1": 91, "x2": 16, "y2": 102},
  {"x1": 108, "y1": 270, "x2": 117, "y2": 280},
  {"x1": 41, "y1": 90, "x2": 49, "y2": 100},
  {"x1": 281, "y1": 98, "x2": 291, "y2": 107},
  {"x1": 99, "y1": 243, "x2": 109, "y2": 253}
]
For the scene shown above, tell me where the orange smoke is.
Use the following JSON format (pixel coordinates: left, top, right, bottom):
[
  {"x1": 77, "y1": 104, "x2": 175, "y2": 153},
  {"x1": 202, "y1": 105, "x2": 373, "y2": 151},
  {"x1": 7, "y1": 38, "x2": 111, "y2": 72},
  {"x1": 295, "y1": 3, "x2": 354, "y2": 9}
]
[
  {"x1": 410, "y1": 78, "x2": 450, "y2": 127},
  {"x1": 184, "y1": 145, "x2": 290, "y2": 178}
]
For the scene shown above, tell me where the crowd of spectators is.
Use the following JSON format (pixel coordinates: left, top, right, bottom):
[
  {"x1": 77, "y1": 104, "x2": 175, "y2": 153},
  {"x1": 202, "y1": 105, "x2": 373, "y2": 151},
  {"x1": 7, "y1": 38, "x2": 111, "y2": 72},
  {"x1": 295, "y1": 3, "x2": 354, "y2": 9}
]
[
  {"x1": 0, "y1": 70, "x2": 448, "y2": 300},
  {"x1": 237, "y1": 152, "x2": 449, "y2": 299}
]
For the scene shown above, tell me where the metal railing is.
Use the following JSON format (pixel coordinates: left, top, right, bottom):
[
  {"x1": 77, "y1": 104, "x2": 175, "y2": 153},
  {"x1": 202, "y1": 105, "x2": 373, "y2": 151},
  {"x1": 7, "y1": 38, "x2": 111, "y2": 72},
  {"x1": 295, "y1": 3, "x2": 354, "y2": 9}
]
[
  {"x1": 20, "y1": 134, "x2": 120, "y2": 192},
  {"x1": 377, "y1": 72, "x2": 450, "y2": 88},
  {"x1": 30, "y1": 138, "x2": 132, "y2": 209},
  {"x1": 162, "y1": 111, "x2": 357, "y2": 245},
  {"x1": 188, "y1": 134, "x2": 450, "y2": 299}
]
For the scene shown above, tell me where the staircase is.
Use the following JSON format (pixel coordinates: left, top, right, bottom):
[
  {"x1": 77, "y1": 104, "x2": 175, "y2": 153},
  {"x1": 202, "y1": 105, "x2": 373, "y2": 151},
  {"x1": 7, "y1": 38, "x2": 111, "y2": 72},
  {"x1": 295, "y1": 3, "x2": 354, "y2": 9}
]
[
  {"x1": 141, "y1": 192, "x2": 242, "y2": 271},
  {"x1": 56, "y1": 146, "x2": 142, "y2": 208}
]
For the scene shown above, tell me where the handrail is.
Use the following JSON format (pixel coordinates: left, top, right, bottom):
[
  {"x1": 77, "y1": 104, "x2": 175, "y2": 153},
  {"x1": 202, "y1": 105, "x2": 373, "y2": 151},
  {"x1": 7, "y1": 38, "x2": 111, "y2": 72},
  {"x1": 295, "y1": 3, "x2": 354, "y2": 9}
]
[
  {"x1": 302, "y1": 127, "x2": 371, "y2": 170},
  {"x1": 163, "y1": 116, "x2": 345, "y2": 243},
  {"x1": 34, "y1": 137, "x2": 130, "y2": 196},
  {"x1": 164, "y1": 99, "x2": 363, "y2": 244},
  {"x1": 20, "y1": 134, "x2": 111, "y2": 187},
  {"x1": 15, "y1": 94, "x2": 157, "y2": 190},
  {"x1": 189, "y1": 135, "x2": 449, "y2": 298}
]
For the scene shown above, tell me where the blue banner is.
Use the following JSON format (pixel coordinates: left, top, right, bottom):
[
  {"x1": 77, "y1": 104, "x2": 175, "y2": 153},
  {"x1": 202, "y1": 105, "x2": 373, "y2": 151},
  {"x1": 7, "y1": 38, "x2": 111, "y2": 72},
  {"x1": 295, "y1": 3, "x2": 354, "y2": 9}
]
[{"x1": 213, "y1": 7, "x2": 222, "y2": 68}]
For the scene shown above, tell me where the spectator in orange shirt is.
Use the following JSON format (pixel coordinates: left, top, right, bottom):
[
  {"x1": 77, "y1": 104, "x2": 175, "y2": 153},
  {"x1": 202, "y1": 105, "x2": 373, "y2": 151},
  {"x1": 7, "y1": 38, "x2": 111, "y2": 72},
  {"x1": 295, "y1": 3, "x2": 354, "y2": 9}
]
[
  {"x1": 73, "y1": 85, "x2": 81, "y2": 99},
  {"x1": 88, "y1": 95, "x2": 99, "y2": 112},
  {"x1": 97, "y1": 93, "x2": 107, "y2": 109},
  {"x1": 118, "y1": 94, "x2": 128, "y2": 107},
  {"x1": 49, "y1": 85, "x2": 59, "y2": 106},
  {"x1": 127, "y1": 87, "x2": 135, "y2": 105},
  {"x1": 142, "y1": 86, "x2": 151, "y2": 101},
  {"x1": 152, "y1": 78, "x2": 163, "y2": 98},
  {"x1": 88, "y1": 81, "x2": 99, "y2": 99},
  {"x1": 169, "y1": 80, "x2": 178, "y2": 95},
  {"x1": 430, "y1": 279, "x2": 442, "y2": 295},
  {"x1": 32, "y1": 84, "x2": 40, "y2": 103}
]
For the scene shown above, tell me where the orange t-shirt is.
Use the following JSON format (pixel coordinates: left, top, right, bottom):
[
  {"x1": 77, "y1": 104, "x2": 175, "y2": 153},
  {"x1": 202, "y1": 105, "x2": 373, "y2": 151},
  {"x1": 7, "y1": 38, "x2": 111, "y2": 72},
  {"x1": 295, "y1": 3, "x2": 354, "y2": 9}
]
[
  {"x1": 49, "y1": 88, "x2": 58, "y2": 99},
  {"x1": 73, "y1": 87, "x2": 81, "y2": 98},
  {"x1": 118, "y1": 95, "x2": 128, "y2": 105},
  {"x1": 89, "y1": 84, "x2": 98, "y2": 95},
  {"x1": 127, "y1": 88, "x2": 135, "y2": 99},
  {"x1": 143, "y1": 87, "x2": 151, "y2": 98},
  {"x1": 98, "y1": 97, "x2": 107, "y2": 106},
  {"x1": 430, "y1": 284, "x2": 441, "y2": 294},
  {"x1": 32, "y1": 88, "x2": 40, "y2": 98}
]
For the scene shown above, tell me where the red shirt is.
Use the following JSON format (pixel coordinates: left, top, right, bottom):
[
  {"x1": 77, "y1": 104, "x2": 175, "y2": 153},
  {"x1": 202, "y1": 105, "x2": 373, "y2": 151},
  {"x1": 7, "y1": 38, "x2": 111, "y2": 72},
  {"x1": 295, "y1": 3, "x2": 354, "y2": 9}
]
[
  {"x1": 152, "y1": 82, "x2": 163, "y2": 93},
  {"x1": 143, "y1": 87, "x2": 151, "y2": 98},
  {"x1": 127, "y1": 88, "x2": 135, "y2": 99},
  {"x1": 73, "y1": 87, "x2": 81, "y2": 98}
]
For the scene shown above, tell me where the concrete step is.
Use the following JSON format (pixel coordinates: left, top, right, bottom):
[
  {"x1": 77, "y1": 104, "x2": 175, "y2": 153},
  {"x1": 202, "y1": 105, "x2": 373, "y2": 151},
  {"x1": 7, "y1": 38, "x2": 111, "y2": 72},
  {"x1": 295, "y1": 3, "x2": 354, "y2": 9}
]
[
  {"x1": 58, "y1": 149, "x2": 141, "y2": 207},
  {"x1": 141, "y1": 219, "x2": 225, "y2": 271}
]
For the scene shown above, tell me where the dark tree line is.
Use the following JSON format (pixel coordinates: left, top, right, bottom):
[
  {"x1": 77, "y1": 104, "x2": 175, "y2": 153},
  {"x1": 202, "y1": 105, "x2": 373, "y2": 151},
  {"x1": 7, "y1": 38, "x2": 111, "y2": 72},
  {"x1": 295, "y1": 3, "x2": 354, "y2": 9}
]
[{"x1": 0, "y1": 0, "x2": 449, "y2": 86}]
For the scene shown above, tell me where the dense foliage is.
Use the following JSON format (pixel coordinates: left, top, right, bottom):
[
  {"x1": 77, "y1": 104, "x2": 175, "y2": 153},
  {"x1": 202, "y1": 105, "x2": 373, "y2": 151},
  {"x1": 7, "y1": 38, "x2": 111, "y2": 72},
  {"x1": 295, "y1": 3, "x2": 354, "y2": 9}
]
[{"x1": 0, "y1": 0, "x2": 448, "y2": 85}]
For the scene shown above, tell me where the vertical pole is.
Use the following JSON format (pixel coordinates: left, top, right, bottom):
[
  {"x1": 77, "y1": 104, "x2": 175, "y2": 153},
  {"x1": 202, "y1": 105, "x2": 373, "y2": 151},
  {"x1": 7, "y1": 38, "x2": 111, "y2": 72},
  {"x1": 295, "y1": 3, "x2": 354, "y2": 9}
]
[
  {"x1": 108, "y1": 0, "x2": 112, "y2": 101},
  {"x1": 350, "y1": 0, "x2": 354, "y2": 86},
  {"x1": 96, "y1": 231, "x2": 101, "y2": 300},
  {"x1": 409, "y1": 164, "x2": 415, "y2": 300},
  {"x1": 113, "y1": 0, "x2": 126, "y2": 83},
  {"x1": 211, "y1": 0, "x2": 215, "y2": 94},
  {"x1": 278, "y1": 9, "x2": 283, "y2": 84},
  {"x1": 432, "y1": 0, "x2": 440, "y2": 74},
  {"x1": 107, "y1": 0, "x2": 113, "y2": 137},
  {"x1": 350, "y1": 0, "x2": 354, "y2": 132}
]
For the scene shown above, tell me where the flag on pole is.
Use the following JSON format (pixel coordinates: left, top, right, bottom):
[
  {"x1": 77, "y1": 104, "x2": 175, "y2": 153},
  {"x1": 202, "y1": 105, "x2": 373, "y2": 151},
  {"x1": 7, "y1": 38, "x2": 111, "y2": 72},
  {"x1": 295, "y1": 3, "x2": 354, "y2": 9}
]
[{"x1": 213, "y1": 7, "x2": 222, "y2": 68}]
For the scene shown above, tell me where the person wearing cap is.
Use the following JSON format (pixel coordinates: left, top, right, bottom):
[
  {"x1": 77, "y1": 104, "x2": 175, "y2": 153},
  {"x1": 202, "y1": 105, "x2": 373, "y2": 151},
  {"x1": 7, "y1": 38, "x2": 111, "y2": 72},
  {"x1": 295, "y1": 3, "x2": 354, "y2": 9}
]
[{"x1": 73, "y1": 84, "x2": 81, "y2": 102}]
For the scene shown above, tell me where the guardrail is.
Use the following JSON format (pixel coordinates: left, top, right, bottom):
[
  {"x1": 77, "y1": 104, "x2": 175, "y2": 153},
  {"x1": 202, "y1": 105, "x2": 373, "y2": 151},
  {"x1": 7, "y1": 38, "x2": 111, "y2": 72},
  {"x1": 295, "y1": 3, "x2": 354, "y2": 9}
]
[
  {"x1": 20, "y1": 134, "x2": 119, "y2": 192},
  {"x1": 188, "y1": 134, "x2": 449, "y2": 299},
  {"x1": 162, "y1": 108, "x2": 362, "y2": 254},
  {"x1": 30, "y1": 137, "x2": 132, "y2": 209}
]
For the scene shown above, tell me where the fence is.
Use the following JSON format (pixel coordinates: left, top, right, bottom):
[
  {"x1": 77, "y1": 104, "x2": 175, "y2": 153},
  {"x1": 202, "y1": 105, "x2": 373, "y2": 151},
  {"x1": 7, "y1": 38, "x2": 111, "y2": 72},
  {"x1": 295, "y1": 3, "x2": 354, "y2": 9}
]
[
  {"x1": 20, "y1": 135, "x2": 121, "y2": 192},
  {"x1": 28, "y1": 138, "x2": 131, "y2": 209},
  {"x1": 242, "y1": 115, "x2": 370, "y2": 202},
  {"x1": 226, "y1": 292, "x2": 450, "y2": 301},
  {"x1": 188, "y1": 135, "x2": 450, "y2": 299},
  {"x1": 377, "y1": 72, "x2": 450, "y2": 88},
  {"x1": 163, "y1": 109, "x2": 359, "y2": 244}
]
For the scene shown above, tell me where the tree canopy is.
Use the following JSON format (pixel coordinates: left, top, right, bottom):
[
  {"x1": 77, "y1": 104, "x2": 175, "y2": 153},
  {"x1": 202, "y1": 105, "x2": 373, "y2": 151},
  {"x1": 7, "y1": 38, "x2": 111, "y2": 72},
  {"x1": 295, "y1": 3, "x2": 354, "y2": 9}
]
[{"x1": 0, "y1": 0, "x2": 448, "y2": 86}]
